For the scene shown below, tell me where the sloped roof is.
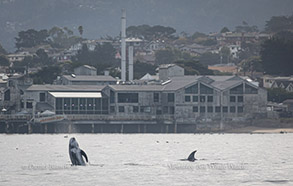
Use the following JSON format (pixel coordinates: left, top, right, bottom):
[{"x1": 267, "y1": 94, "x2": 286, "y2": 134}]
[
  {"x1": 63, "y1": 75, "x2": 116, "y2": 82},
  {"x1": 163, "y1": 76, "x2": 200, "y2": 91},
  {"x1": 211, "y1": 80, "x2": 243, "y2": 91},
  {"x1": 109, "y1": 84, "x2": 164, "y2": 91},
  {"x1": 26, "y1": 85, "x2": 106, "y2": 91}
]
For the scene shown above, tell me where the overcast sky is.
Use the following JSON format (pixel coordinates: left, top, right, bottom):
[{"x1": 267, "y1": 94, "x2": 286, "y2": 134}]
[{"x1": 0, "y1": 0, "x2": 292, "y2": 51}]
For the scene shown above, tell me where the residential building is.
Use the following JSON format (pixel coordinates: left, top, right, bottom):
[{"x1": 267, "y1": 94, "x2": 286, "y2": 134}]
[
  {"x1": 263, "y1": 76, "x2": 293, "y2": 92},
  {"x1": 60, "y1": 75, "x2": 117, "y2": 85},
  {"x1": 74, "y1": 65, "x2": 97, "y2": 76},
  {"x1": 157, "y1": 64, "x2": 184, "y2": 81}
]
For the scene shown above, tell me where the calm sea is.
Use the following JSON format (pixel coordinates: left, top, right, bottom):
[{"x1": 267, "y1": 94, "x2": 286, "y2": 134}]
[{"x1": 0, "y1": 133, "x2": 292, "y2": 186}]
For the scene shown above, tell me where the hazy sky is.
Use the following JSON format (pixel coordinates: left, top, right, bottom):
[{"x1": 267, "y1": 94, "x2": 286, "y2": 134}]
[{"x1": 0, "y1": 0, "x2": 292, "y2": 51}]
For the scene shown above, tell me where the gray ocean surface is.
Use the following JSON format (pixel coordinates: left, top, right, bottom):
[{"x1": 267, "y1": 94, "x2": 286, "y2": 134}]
[{"x1": 0, "y1": 133, "x2": 292, "y2": 186}]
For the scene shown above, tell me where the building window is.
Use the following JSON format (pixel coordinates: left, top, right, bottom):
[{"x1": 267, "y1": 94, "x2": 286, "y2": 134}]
[
  {"x1": 207, "y1": 106, "x2": 213, "y2": 113},
  {"x1": 110, "y1": 106, "x2": 115, "y2": 113},
  {"x1": 4, "y1": 89, "x2": 10, "y2": 101},
  {"x1": 118, "y1": 93, "x2": 138, "y2": 103},
  {"x1": 193, "y1": 106, "x2": 198, "y2": 112},
  {"x1": 230, "y1": 106, "x2": 236, "y2": 113},
  {"x1": 230, "y1": 84, "x2": 243, "y2": 94},
  {"x1": 156, "y1": 108, "x2": 162, "y2": 115},
  {"x1": 200, "y1": 96, "x2": 205, "y2": 102},
  {"x1": 185, "y1": 96, "x2": 191, "y2": 102},
  {"x1": 133, "y1": 106, "x2": 139, "y2": 113},
  {"x1": 238, "y1": 106, "x2": 243, "y2": 113},
  {"x1": 245, "y1": 84, "x2": 258, "y2": 94},
  {"x1": 185, "y1": 84, "x2": 198, "y2": 94},
  {"x1": 200, "y1": 106, "x2": 205, "y2": 113},
  {"x1": 140, "y1": 106, "x2": 151, "y2": 113},
  {"x1": 200, "y1": 84, "x2": 213, "y2": 94},
  {"x1": 168, "y1": 93, "x2": 175, "y2": 102},
  {"x1": 163, "y1": 106, "x2": 168, "y2": 114},
  {"x1": 207, "y1": 96, "x2": 213, "y2": 102},
  {"x1": 71, "y1": 98, "x2": 78, "y2": 114},
  {"x1": 39, "y1": 93, "x2": 45, "y2": 102},
  {"x1": 26, "y1": 102, "x2": 33, "y2": 109},
  {"x1": 170, "y1": 106, "x2": 175, "y2": 114},
  {"x1": 230, "y1": 96, "x2": 236, "y2": 102},
  {"x1": 237, "y1": 96, "x2": 243, "y2": 102},
  {"x1": 223, "y1": 106, "x2": 228, "y2": 113},
  {"x1": 192, "y1": 96, "x2": 198, "y2": 102},
  {"x1": 154, "y1": 92, "x2": 159, "y2": 102},
  {"x1": 110, "y1": 90, "x2": 115, "y2": 103},
  {"x1": 119, "y1": 106, "x2": 125, "y2": 112},
  {"x1": 215, "y1": 106, "x2": 221, "y2": 113}
]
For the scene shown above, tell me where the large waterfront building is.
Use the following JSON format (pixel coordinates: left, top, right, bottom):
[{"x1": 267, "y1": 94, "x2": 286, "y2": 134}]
[{"x1": 22, "y1": 74, "x2": 267, "y2": 126}]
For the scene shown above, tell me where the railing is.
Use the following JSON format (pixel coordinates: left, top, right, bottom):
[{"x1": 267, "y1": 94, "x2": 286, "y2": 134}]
[
  {"x1": 0, "y1": 114, "x2": 32, "y2": 120},
  {"x1": 0, "y1": 113, "x2": 174, "y2": 122},
  {"x1": 66, "y1": 114, "x2": 174, "y2": 121}
]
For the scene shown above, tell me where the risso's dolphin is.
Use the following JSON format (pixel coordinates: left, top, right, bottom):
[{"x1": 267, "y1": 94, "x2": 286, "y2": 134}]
[
  {"x1": 69, "y1": 137, "x2": 88, "y2": 166},
  {"x1": 180, "y1": 150, "x2": 197, "y2": 162}
]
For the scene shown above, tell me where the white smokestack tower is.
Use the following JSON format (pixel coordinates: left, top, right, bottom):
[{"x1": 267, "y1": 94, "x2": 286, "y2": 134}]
[
  {"x1": 128, "y1": 45, "x2": 133, "y2": 81},
  {"x1": 121, "y1": 9, "x2": 126, "y2": 82}
]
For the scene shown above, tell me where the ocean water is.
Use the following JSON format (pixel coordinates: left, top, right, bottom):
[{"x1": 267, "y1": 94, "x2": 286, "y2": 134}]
[{"x1": 0, "y1": 133, "x2": 292, "y2": 186}]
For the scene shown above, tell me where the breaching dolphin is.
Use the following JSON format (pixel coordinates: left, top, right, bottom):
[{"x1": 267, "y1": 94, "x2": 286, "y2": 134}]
[
  {"x1": 69, "y1": 137, "x2": 88, "y2": 166},
  {"x1": 180, "y1": 150, "x2": 197, "y2": 162}
]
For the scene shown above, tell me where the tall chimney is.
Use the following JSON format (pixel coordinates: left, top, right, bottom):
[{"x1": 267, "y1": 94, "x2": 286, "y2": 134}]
[
  {"x1": 128, "y1": 45, "x2": 133, "y2": 81},
  {"x1": 121, "y1": 9, "x2": 126, "y2": 82}
]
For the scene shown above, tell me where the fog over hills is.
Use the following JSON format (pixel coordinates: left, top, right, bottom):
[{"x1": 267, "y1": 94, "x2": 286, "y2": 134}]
[{"x1": 0, "y1": 0, "x2": 292, "y2": 51}]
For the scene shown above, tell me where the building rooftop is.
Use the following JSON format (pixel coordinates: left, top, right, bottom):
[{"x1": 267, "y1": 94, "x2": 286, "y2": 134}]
[
  {"x1": 163, "y1": 76, "x2": 200, "y2": 91},
  {"x1": 109, "y1": 84, "x2": 164, "y2": 91},
  {"x1": 26, "y1": 85, "x2": 106, "y2": 91},
  {"x1": 63, "y1": 75, "x2": 116, "y2": 82},
  {"x1": 211, "y1": 80, "x2": 243, "y2": 91}
]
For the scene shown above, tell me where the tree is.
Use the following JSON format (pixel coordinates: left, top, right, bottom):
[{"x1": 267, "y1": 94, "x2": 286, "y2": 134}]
[
  {"x1": 265, "y1": 15, "x2": 293, "y2": 33},
  {"x1": 260, "y1": 31, "x2": 293, "y2": 76},
  {"x1": 15, "y1": 29, "x2": 49, "y2": 49},
  {"x1": 239, "y1": 56, "x2": 263, "y2": 76},
  {"x1": 220, "y1": 46, "x2": 231, "y2": 64},
  {"x1": 234, "y1": 21, "x2": 258, "y2": 33},
  {"x1": 48, "y1": 26, "x2": 82, "y2": 49},
  {"x1": 126, "y1": 25, "x2": 176, "y2": 40},
  {"x1": 78, "y1": 26, "x2": 83, "y2": 36},
  {"x1": 0, "y1": 43, "x2": 7, "y2": 55},
  {"x1": 268, "y1": 88, "x2": 293, "y2": 103},
  {"x1": 220, "y1": 27, "x2": 230, "y2": 33},
  {"x1": 190, "y1": 32, "x2": 207, "y2": 40},
  {"x1": 197, "y1": 52, "x2": 220, "y2": 66},
  {"x1": 175, "y1": 60, "x2": 214, "y2": 75},
  {"x1": 30, "y1": 66, "x2": 61, "y2": 84},
  {"x1": 155, "y1": 49, "x2": 177, "y2": 65},
  {"x1": 72, "y1": 43, "x2": 117, "y2": 74},
  {"x1": 0, "y1": 55, "x2": 9, "y2": 66},
  {"x1": 36, "y1": 49, "x2": 50, "y2": 65},
  {"x1": 134, "y1": 61, "x2": 157, "y2": 79}
]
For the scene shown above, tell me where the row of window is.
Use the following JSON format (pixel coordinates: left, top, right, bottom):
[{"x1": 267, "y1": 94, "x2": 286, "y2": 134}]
[
  {"x1": 230, "y1": 96, "x2": 243, "y2": 102},
  {"x1": 185, "y1": 95, "x2": 213, "y2": 103},
  {"x1": 116, "y1": 106, "x2": 175, "y2": 114},
  {"x1": 185, "y1": 83, "x2": 258, "y2": 95},
  {"x1": 185, "y1": 95, "x2": 244, "y2": 103},
  {"x1": 192, "y1": 106, "x2": 243, "y2": 113},
  {"x1": 55, "y1": 98, "x2": 108, "y2": 114},
  {"x1": 115, "y1": 92, "x2": 175, "y2": 103},
  {"x1": 185, "y1": 83, "x2": 214, "y2": 94}
]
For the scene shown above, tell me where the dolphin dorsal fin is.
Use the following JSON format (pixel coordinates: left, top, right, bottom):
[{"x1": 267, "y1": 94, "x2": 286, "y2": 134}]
[
  {"x1": 187, "y1": 150, "x2": 197, "y2": 161},
  {"x1": 81, "y1": 149, "x2": 88, "y2": 162}
]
